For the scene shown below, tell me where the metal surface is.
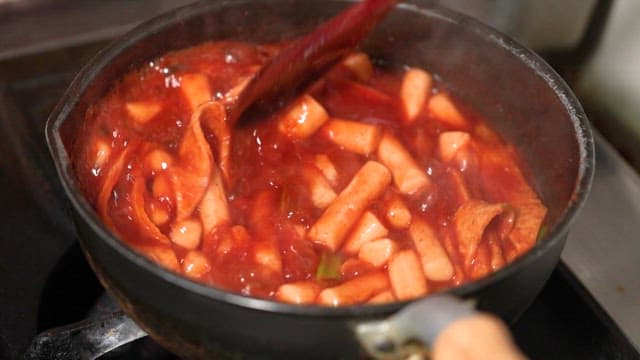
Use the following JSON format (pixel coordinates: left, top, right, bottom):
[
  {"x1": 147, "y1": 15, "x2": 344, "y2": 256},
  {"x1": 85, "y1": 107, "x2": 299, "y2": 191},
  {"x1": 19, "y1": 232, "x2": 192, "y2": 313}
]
[
  {"x1": 355, "y1": 294, "x2": 476, "y2": 359},
  {"x1": 563, "y1": 130, "x2": 640, "y2": 352},
  {"x1": 0, "y1": 0, "x2": 600, "y2": 61},
  {"x1": 0, "y1": 0, "x2": 194, "y2": 61},
  {"x1": 444, "y1": 0, "x2": 598, "y2": 52},
  {"x1": 24, "y1": 311, "x2": 146, "y2": 360}
]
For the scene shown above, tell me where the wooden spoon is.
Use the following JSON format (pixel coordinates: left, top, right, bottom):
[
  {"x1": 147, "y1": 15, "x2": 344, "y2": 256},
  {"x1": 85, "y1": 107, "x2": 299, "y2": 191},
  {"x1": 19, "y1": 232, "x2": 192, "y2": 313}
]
[{"x1": 227, "y1": 0, "x2": 400, "y2": 126}]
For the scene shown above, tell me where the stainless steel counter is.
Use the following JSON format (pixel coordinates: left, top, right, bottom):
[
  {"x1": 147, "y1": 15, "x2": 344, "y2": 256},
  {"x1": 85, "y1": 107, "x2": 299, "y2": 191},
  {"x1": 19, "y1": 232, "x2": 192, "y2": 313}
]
[
  {"x1": 563, "y1": 131, "x2": 640, "y2": 351},
  {"x1": 0, "y1": 0, "x2": 193, "y2": 61}
]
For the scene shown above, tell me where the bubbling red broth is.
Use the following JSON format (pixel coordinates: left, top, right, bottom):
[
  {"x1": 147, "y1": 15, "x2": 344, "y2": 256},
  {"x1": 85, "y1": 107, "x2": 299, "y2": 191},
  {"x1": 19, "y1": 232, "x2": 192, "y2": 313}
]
[{"x1": 74, "y1": 41, "x2": 547, "y2": 306}]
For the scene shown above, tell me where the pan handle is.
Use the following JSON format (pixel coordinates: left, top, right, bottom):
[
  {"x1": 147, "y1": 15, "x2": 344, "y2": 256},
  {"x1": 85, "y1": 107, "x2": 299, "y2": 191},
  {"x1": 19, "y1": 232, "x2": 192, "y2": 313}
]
[
  {"x1": 23, "y1": 310, "x2": 146, "y2": 360},
  {"x1": 353, "y1": 294, "x2": 526, "y2": 359}
]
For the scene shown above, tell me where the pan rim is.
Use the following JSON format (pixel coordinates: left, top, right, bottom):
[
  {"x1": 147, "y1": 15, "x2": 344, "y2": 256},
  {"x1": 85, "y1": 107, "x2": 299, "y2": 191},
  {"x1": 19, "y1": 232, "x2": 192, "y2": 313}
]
[{"x1": 45, "y1": 0, "x2": 595, "y2": 318}]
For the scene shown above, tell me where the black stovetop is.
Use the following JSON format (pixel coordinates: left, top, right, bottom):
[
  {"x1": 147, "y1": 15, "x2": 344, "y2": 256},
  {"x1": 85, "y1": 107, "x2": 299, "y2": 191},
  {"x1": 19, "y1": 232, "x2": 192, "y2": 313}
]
[{"x1": 0, "y1": 66, "x2": 638, "y2": 360}]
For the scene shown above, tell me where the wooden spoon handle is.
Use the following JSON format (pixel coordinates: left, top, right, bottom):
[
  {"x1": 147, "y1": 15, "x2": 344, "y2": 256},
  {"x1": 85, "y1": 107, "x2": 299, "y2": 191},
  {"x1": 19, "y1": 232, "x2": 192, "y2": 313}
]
[{"x1": 230, "y1": 0, "x2": 399, "y2": 125}]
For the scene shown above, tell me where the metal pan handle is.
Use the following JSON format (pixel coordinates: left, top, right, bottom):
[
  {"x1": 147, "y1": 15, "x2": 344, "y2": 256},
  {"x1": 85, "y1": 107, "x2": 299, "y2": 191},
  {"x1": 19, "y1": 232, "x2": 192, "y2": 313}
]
[
  {"x1": 23, "y1": 310, "x2": 146, "y2": 360},
  {"x1": 354, "y1": 294, "x2": 525, "y2": 359}
]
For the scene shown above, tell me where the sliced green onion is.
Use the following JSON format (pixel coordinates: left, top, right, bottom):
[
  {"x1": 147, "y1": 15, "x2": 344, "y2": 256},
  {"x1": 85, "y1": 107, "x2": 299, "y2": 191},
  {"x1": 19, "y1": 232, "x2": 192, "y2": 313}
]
[
  {"x1": 536, "y1": 225, "x2": 549, "y2": 241},
  {"x1": 316, "y1": 251, "x2": 342, "y2": 281}
]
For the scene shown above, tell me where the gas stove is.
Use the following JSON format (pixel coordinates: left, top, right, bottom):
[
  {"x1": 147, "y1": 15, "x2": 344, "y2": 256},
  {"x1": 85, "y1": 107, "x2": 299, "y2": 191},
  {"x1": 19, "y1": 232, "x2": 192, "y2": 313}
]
[{"x1": 0, "y1": 1, "x2": 639, "y2": 359}]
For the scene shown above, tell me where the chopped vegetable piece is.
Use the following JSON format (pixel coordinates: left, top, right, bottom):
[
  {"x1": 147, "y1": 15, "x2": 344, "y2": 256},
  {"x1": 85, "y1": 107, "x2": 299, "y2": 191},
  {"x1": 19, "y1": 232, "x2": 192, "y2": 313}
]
[
  {"x1": 92, "y1": 139, "x2": 111, "y2": 168},
  {"x1": 342, "y1": 211, "x2": 389, "y2": 255},
  {"x1": 214, "y1": 225, "x2": 251, "y2": 258},
  {"x1": 358, "y1": 238, "x2": 398, "y2": 267},
  {"x1": 182, "y1": 250, "x2": 211, "y2": 279},
  {"x1": 254, "y1": 239, "x2": 283, "y2": 275},
  {"x1": 180, "y1": 73, "x2": 212, "y2": 111},
  {"x1": 342, "y1": 52, "x2": 373, "y2": 81},
  {"x1": 318, "y1": 271, "x2": 389, "y2": 306},
  {"x1": 278, "y1": 94, "x2": 329, "y2": 139},
  {"x1": 446, "y1": 168, "x2": 471, "y2": 204},
  {"x1": 536, "y1": 225, "x2": 549, "y2": 242},
  {"x1": 384, "y1": 194, "x2": 411, "y2": 229},
  {"x1": 438, "y1": 131, "x2": 471, "y2": 163},
  {"x1": 249, "y1": 191, "x2": 282, "y2": 275},
  {"x1": 388, "y1": 249, "x2": 428, "y2": 300},
  {"x1": 276, "y1": 281, "x2": 321, "y2": 304},
  {"x1": 152, "y1": 173, "x2": 173, "y2": 199},
  {"x1": 401, "y1": 68, "x2": 432, "y2": 122},
  {"x1": 314, "y1": 154, "x2": 338, "y2": 187},
  {"x1": 147, "y1": 199, "x2": 170, "y2": 226},
  {"x1": 409, "y1": 219, "x2": 454, "y2": 282},
  {"x1": 170, "y1": 218, "x2": 203, "y2": 250},
  {"x1": 340, "y1": 258, "x2": 376, "y2": 281},
  {"x1": 126, "y1": 101, "x2": 162, "y2": 124},
  {"x1": 367, "y1": 290, "x2": 396, "y2": 304},
  {"x1": 428, "y1": 93, "x2": 468, "y2": 128},
  {"x1": 303, "y1": 163, "x2": 337, "y2": 208},
  {"x1": 308, "y1": 161, "x2": 392, "y2": 251},
  {"x1": 322, "y1": 118, "x2": 382, "y2": 156},
  {"x1": 224, "y1": 69, "x2": 259, "y2": 105},
  {"x1": 316, "y1": 251, "x2": 343, "y2": 281},
  {"x1": 146, "y1": 149, "x2": 173, "y2": 173},
  {"x1": 377, "y1": 132, "x2": 431, "y2": 195},
  {"x1": 135, "y1": 244, "x2": 180, "y2": 272}
]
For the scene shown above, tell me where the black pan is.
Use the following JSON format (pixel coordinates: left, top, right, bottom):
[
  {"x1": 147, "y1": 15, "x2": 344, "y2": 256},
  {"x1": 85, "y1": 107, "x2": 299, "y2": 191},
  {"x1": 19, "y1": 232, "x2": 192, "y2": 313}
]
[{"x1": 45, "y1": 1, "x2": 594, "y2": 358}]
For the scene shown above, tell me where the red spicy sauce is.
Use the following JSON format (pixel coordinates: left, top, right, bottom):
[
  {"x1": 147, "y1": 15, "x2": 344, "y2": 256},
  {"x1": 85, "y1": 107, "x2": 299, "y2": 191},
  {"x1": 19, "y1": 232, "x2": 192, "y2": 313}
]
[{"x1": 74, "y1": 41, "x2": 546, "y2": 305}]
